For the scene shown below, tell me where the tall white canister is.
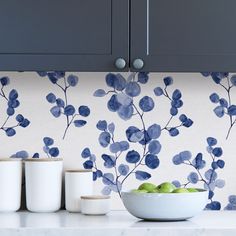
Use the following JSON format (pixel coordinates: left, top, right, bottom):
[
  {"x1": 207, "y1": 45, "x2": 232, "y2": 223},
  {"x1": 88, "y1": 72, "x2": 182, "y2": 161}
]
[
  {"x1": 0, "y1": 158, "x2": 22, "y2": 212},
  {"x1": 25, "y1": 158, "x2": 63, "y2": 212},
  {"x1": 65, "y1": 169, "x2": 93, "y2": 212}
]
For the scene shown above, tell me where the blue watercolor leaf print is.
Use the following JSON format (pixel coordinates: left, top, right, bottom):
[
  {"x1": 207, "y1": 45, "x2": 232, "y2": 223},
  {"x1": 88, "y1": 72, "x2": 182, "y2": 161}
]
[
  {"x1": 0, "y1": 76, "x2": 30, "y2": 137},
  {"x1": 172, "y1": 137, "x2": 225, "y2": 210},
  {"x1": 11, "y1": 136, "x2": 59, "y2": 159},
  {"x1": 37, "y1": 72, "x2": 90, "y2": 139},
  {"x1": 202, "y1": 72, "x2": 236, "y2": 139},
  {"x1": 135, "y1": 171, "x2": 151, "y2": 181},
  {"x1": 81, "y1": 73, "x2": 193, "y2": 197}
]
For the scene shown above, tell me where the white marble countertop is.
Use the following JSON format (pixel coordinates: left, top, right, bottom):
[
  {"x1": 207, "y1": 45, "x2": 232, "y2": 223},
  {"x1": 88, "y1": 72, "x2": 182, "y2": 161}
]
[{"x1": 0, "y1": 210, "x2": 236, "y2": 236}]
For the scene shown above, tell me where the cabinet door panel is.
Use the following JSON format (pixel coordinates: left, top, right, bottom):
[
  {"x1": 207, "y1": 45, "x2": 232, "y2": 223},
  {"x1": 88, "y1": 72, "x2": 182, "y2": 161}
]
[
  {"x1": 131, "y1": 0, "x2": 236, "y2": 72},
  {"x1": 0, "y1": 0, "x2": 128, "y2": 71}
]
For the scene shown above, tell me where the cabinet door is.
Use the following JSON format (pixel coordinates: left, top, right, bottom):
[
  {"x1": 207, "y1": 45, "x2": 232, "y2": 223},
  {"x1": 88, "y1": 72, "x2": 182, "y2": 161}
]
[
  {"x1": 131, "y1": 0, "x2": 236, "y2": 72},
  {"x1": 0, "y1": 0, "x2": 128, "y2": 71}
]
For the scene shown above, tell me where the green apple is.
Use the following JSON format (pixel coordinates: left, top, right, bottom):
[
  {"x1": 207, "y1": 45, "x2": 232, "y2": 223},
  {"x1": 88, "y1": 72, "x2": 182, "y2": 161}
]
[
  {"x1": 138, "y1": 183, "x2": 157, "y2": 192},
  {"x1": 148, "y1": 189, "x2": 159, "y2": 193},
  {"x1": 172, "y1": 188, "x2": 189, "y2": 193},
  {"x1": 187, "y1": 188, "x2": 198, "y2": 193},
  {"x1": 157, "y1": 182, "x2": 176, "y2": 193},
  {"x1": 132, "y1": 189, "x2": 148, "y2": 193}
]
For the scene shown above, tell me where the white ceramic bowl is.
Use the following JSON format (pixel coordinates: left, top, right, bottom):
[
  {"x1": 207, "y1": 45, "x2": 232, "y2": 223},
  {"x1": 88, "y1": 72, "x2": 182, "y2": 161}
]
[{"x1": 121, "y1": 189, "x2": 208, "y2": 221}]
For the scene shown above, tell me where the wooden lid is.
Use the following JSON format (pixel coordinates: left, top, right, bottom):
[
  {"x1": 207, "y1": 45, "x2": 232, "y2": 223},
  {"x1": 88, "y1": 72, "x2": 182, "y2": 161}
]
[
  {"x1": 0, "y1": 158, "x2": 22, "y2": 162},
  {"x1": 24, "y1": 158, "x2": 63, "y2": 162},
  {"x1": 81, "y1": 195, "x2": 110, "y2": 200},
  {"x1": 65, "y1": 169, "x2": 92, "y2": 173}
]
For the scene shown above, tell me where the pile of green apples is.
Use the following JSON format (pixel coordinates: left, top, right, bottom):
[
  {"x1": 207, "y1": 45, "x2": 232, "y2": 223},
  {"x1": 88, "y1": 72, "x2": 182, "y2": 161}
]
[{"x1": 132, "y1": 182, "x2": 199, "y2": 194}]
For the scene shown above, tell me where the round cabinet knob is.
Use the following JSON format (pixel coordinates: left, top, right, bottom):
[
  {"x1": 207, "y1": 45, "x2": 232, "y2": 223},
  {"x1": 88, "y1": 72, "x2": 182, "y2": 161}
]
[
  {"x1": 133, "y1": 58, "x2": 144, "y2": 70},
  {"x1": 115, "y1": 58, "x2": 126, "y2": 70}
]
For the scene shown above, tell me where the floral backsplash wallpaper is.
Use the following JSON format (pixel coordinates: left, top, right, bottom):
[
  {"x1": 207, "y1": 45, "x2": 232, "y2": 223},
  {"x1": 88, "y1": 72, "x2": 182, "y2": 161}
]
[{"x1": 1, "y1": 71, "x2": 236, "y2": 210}]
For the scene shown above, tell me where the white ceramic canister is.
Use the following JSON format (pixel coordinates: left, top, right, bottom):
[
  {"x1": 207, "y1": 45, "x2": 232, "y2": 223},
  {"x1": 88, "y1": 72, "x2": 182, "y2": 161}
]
[
  {"x1": 25, "y1": 158, "x2": 63, "y2": 213},
  {"x1": 0, "y1": 158, "x2": 22, "y2": 212},
  {"x1": 65, "y1": 169, "x2": 93, "y2": 212},
  {"x1": 81, "y1": 195, "x2": 110, "y2": 215}
]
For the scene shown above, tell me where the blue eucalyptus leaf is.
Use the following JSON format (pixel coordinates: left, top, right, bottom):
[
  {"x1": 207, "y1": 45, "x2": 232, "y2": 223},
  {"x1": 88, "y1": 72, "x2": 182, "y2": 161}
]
[
  {"x1": 216, "y1": 160, "x2": 225, "y2": 168},
  {"x1": 32, "y1": 153, "x2": 39, "y2": 158},
  {"x1": 179, "y1": 114, "x2": 187, "y2": 123},
  {"x1": 209, "y1": 93, "x2": 220, "y2": 103},
  {"x1": 205, "y1": 169, "x2": 217, "y2": 181},
  {"x1": 8, "y1": 99, "x2": 20, "y2": 108},
  {"x1": 205, "y1": 201, "x2": 221, "y2": 210},
  {"x1": 78, "y1": 105, "x2": 90, "y2": 117},
  {"x1": 64, "y1": 105, "x2": 75, "y2": 116},
  {"x1": 215, "y1": 179, "x2": 225, "y2": 188},
  {"x1": 94, "y1": 89, "x2": 106, "y2": 97},
  {"x1": 118, "y1": 104, "x2": 133, "y2": 120},
  {"x1": 187, "y1": 172, "x2": 199, "y2": 184},
  {"x1": 126, "y1": 150, "x2": 140, "y2": 164},
  {"x1": 115, "y1": 74, "x2": 127, "y2": 91},
  {"x1": 135, "y1": 171, "x2": 151, "y2": 181},
  {"x1": 5, "y1": 128, "x2": 16, "y2": 137},
  {"x1": 108, "y1": 123, "x2": 115, "y2": 134},
  {"x1": 212, "y1": 147, "x2": 223, "y2": 157},
  {"x1": 0, "y1": 76, "x2": 10, "y2": 86},
  {"x1": 179, "y1": 151, "x2": 192, "y2": 161},
  {"x1": 96, "y1": 120, "x2": 107, "y2": 131},
  {"x1": 46, "y1": 93, "x2": 56, "y2": 103},
  {"x1": 83, "y1": 160, "x2": 93, "y2": 169},
  {"x1": 172, "y1": 89, "x2": 182, "y2": 100},
  {"x1": 56, "y1": 98, "x2": 65, "y2": 108},
  {"x1": 119, "y1": 141, "x2": 129, "y2": 152},
  {"x1": 49, "y1": 147, "x2": 59, "y2": 157},
  {"x1": 228, "y1": 105, "x2": 236, "y2": 116},
  {"x1": 98, "y1": 132, "x2": 111, "y2": 148},
  {"x1": 9, "y1": 89, "x2": 18, "y2": 100},
  {"x1": 50, "y1": 106, "x2": 61, "y2": 118},
  {"x1": 109, "y1": 142, "x2": 121, "y2": 153},
  {"x1": 81, "y1": 148, "x2": 91, "y2": 158},
  {"x1": 139, "y1": 130, "x2": 151, "y2": 145},
  {"x1": 192, "y1": 153, "x2": 206, "y2": 169},
  {"x1": 172, "y1": 154, "x2": 183, "y2": 165},
  {"x1": 101, "y1": 154, "x2": 115, "y2": 168},
  {"x1": 116, "y1": 93, "x2": 132, "y2": 107},
  {"x1": 16, "y1": 114, "x2": 24, "y2": 123},
  {"x1": 43, "y1": 137, "x2": 54, "y2": 146},
  {"x1": 125, "y1": 82, "x2": 141, "y2": 97},
  {"x1": 169, "y1": 128, "x2": 179, "y2": 137},
  {"x1": 148, "y1": 140, "x2": 161, "y2": 155},
  {"x1": 182, "y1": 118, "x2": 193, "y2": 128},
  {"x1": 207, "y1": 137, "x2": 217, "y2": 147},
  {"x1": 163, "y1": 76, "x2": 173, "y2": 86},
  {"x1": 153, "y1": 87, "x2": 163, "y2": 96},
  {"x1": 7, "y1": 107, "x2": 15, "y2": 116},
  {"x1": 172, "y1": 180, "x2": 181, "y2": 188},
  {"x1": 230, "y1": 75, "x2": 236, "y2": 86},
  {"x1": 219, "y1": 98, "x2": 228, "y2": 108},
  {"x1": 102, "y1": 173, "x2": 114, "y2": 185},
  {"x1": 105, "y1": 73, "x2": 118, "y2": 88},
  {"x1": 147, "y1": 124, "x2": 161, "y2": 139},
  {"x1": 138, "y1": 72, "x2": 149, "y2": 84},
  {"x1": 74, "y1": 120, "x2": 87, "y2": 128},
  {"x1": 170, "y1": 107, "x2": 178, "y2": 116},
  {"x1": 107, "y1": 94, "x2": 121, "y2": 112},
  {"x1": 19, "y1": 118, "x2": 30, "y2": 128},
  {"x1": 67, "y1": 74, "x2": 79, "y2": 87},
  {"x1": 101, "y1": 186, "x2": 111, "y2": 195},
  {"x1": 139, "y1": 96, "x2": 155, "y2": 112},
  {"x1": 145, "y1": 154, "x2": 160, "y2": 169},
  {"x1": 118, "y1": 164, "x2": 129, "y2": 176}
]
